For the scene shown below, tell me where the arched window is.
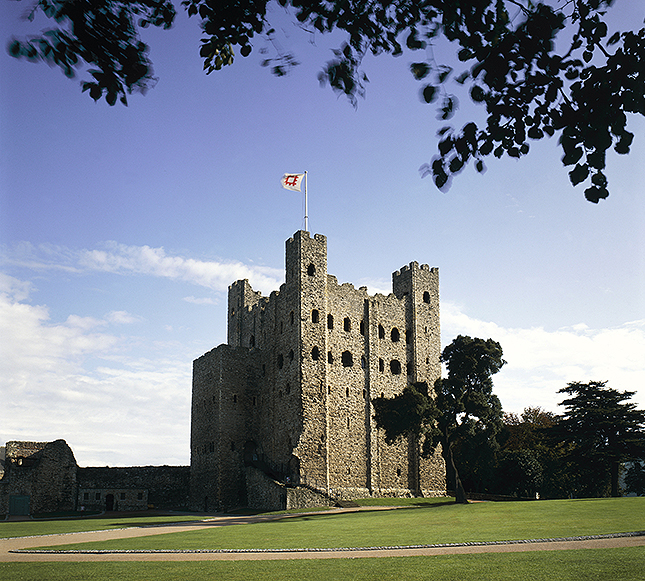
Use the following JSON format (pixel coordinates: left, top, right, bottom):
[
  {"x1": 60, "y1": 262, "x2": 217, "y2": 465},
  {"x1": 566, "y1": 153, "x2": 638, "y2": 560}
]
[
  {"x1": 391, "y1": 327, "x2": 400, "y2": 342},
  {"x1": 344, "y1": 317, "x2": 351, "y2": 332},
  {"x1": 342, "y1": 351, "x2": 353, "y2": 367},
  {"x1": 307, "y1": 263, "x2": 316, "y2": 276},
  {"x1": 327, "y1": 314, "x2": 334, "y2": 330},
  {"x1": 390, "y1": 359, "x2": 401, "y2": 375},
  {"x1": 311, "y1": 346, "x2": 320, "y2": 361},
  {"x1": 378, "y1": 324, "x2": 385, "y2": 339},
  {"x1": 312, "y1": 309, "x2": 319, "y2": 323}
]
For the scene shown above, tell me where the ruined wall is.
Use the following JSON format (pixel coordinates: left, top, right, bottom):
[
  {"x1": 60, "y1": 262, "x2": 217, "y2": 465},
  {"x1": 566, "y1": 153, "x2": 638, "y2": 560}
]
[{"x1": 0, "y1": 440, "x2": 77, "y2": 515}]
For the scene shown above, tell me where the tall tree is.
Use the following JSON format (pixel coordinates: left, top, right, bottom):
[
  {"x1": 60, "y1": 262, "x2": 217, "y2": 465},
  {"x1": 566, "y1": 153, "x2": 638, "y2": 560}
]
[
  {"x1": 550, "y1": 381, "x2": 645, "y2": 497},
  {"x1": 8, "y1": 0, "x2": 645, "y2": 201},
  {"x1": 373, "y1": 335, "x2": 505, "y2": 503}
]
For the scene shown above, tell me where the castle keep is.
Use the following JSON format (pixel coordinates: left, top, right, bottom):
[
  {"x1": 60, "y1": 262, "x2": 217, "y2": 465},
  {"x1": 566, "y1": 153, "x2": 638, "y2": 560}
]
[{"x1": 190, "y1": 231, "x2": 446, "y2": 511}]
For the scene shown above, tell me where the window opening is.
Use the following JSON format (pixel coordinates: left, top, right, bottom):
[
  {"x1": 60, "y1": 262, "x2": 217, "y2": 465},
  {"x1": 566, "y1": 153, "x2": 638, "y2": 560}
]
[
  {"x1": 327, "y1": 314, "x2": 334, "y2": 329},
  {"x1": 307, "y1": 263, "x2": 316, "y2": 276},
  {"x1": 423, "y1": 291, "x2": 431, "y2": 303},
  {"x1": 361, "y1": 355, "x2": 366, "y2": 369},
  {"x1": 289, "y1": 349, "x2": 294, "y2": 362},
  {"x1": 378, "y1": 324, "x2": 385, "y2": 339},
  {"x1": 379, "y1": 358, "x2": 384, "y2": 372},
  {"x1": 344, "y1": 317, "x2": 351, "y2": 332},
  {"x1": 278, "y1": 354, "x2": 284, "y2": 369},
  {"x1": 391, "y1": 327, "x2": 400, "y2": 342},
  {"x1": 406, "y1": 330, "x2": 411, "y2": 344},
  {"x1": 312, "y1": 346, "x2": 320, "y2": 361},
  {"x1": 342, "y1": 351, "x2": 353, "y2": 367},
  {"x1": 390, "y1": 359, "x2": 402, "y2": 374},
  {"x1": 328, "y1": 351, "x2": 334, "y2": 364},
  {"x1": 359, "y1": 320, "x2": 365, "y2": 335},
  {"x1": 249, "y1": 334, "x2": 255, "y2": 348},
  {"x1": 312, "y1": 309, "x2": 319, "y2": 323},
  {"x1": 290, "y1": 311, "x2": 294, "y2": 325}
]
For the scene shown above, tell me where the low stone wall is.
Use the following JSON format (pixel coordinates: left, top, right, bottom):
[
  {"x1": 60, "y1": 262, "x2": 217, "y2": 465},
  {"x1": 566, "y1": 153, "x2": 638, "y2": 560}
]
[{"x1": 78, "y1": 465, "x2": 190, "y2": 510}]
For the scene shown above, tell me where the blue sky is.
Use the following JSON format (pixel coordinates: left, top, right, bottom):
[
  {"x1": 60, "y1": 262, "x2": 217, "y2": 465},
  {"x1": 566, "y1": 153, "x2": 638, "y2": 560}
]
[{"x1": 1, "y1": 1, "x2": 644, "y2": 467}]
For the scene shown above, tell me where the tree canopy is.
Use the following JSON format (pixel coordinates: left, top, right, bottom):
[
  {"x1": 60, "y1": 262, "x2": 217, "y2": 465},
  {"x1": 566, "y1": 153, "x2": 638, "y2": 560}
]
[
  {"x1": 550, "y1": 380, "x2": 645, "y2": 497},
  {"x1": 8, "y1": 0, "x2": 645, "y2": 201},
  {"x1": 373, "y1": 335, "x2": 505, "y2": 503}
]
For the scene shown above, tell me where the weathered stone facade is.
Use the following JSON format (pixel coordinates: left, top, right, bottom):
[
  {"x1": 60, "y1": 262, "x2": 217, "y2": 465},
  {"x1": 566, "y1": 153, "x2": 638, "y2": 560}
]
[
  {"x1": 191, "y1": 231, "x2": 446, "y2": 511},
  {"x1": 0, "y1": 440, "x2": 77, "y2": 515},
  {"x1": 0, "y1": 440, "x2": 190, "y2": 515}
]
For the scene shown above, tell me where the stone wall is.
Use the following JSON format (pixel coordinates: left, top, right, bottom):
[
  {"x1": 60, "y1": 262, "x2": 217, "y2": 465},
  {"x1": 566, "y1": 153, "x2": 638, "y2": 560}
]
[
  {"x1": 78, "y1": 465, "x2": 189, "y2": 511},
  {"x1": 190, "y1": 231, "x2": 446, "y2": 511},
  {"x1": 0, "y1": 440, "x2": 77, "y2": 515}
]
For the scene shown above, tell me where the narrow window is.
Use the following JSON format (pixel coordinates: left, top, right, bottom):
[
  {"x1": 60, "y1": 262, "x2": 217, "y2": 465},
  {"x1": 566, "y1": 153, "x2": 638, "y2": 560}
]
[
  {"x1": 209, "y1": 442, "x2": 215, "y2": 453},
  {"x1": 363, "y1": 389, "x2": 366, "y2": 399},
  {"x1": 344, "y1": 317, "x2": 351, "y2": 332},
  {"x1": 342, "y1": 351, "x2": 353, "y2": 367},
  {"x1": 307, "y1": 263, "x2": 316, "y2": 276},
  {"x1": 312, "y1": 346, "x2": 320, "y2": 361},
  {"x1": 379, "y1": 358, "x2": 384, "y2": 372},
  {"x1": 391, "y1": 327, "x2": 400, "y2": 342},
  {"x1": 252, "y1": 396, "x2": 257, "y2": 406},
  {"x1": 137, "y1": 492, "x2": 143, "y2": 500},
  {"x1": 347, "y1": 417, "x2": 350, "y2": 429},
  {"x1": 423, "y1": 291, "x2": 431, "y2": 304},
  {"x1": 361, "y1": 355, "x2": 366, "y2": 369},
  {"x1": 286, "y1": 383, "x2": 291, "y2": 394},
  {"x1": 278, "y1": 354, "x2": 284, "y2": 369},
  {"x1": 95, "y1": 492, "x2": 101, "y2": 500},
  {"x1": 289, "y1": 349, "x2": 294, "y2": 362},
  {"x1": 249, "y1": 334, "x2": 255, "y2": 348},
  {"x1": 359, "y1": 320, "x2": 365, "y2": 335},
  {"x1": 312, "y1": 309, "x2": 319, "y2": 323},
  {"x1": 378, "y1": 324, "x2": 385, "y2": 339},
  {"x1": 233, "y1": 394, "x2": 237, "y2": 403},
  {"x1": 328, "y1": 351, "x2": 334, "y2": 364},
  {"x1": 346, "y1": 387, "x2": 350, "y2": 397},
  {"x1": 390, "y1": 359, "x2": 401, "y2": 375},
  {"x1": 397, "y1": 468, "x2": 402, "y2": 477},
  {"x1": 280, "y1": 321, "x2": 283, "y2": 333},
  {"x1": 83, "y1": 492, "x2": 89, "y2": 501},
  {"x1": 327, "y1": 314, "x2": 334, "y2": 329},
  {"x1": 120, "y1": 492, "x2": 126, "y2": 500},
  {"x1": 406, "y1": 329, "x2": 411, "y2": 344},
  {"x1": 290, "y1": 311, "x2": 294, "y2": 325},
  {"x1": 231, "y1": 441, "x2": 236, "y2": 451}
]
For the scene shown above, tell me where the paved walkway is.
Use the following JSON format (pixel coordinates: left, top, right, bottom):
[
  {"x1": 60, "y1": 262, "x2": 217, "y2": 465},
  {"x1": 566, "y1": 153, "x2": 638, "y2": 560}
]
[{"x1": 2, "y1": 509, "x2": 644, "y2": 562}]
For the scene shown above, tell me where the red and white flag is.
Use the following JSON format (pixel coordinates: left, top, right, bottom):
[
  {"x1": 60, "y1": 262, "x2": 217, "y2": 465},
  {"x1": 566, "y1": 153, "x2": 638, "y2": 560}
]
[{"x1": 281, "y1": 173, "x2": 305, "y2": 192}]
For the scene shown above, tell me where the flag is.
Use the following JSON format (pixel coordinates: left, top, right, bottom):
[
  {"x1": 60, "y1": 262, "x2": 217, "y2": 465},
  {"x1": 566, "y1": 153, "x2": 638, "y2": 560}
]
[{"x1": 281, "y1": 173, "x2": 305, "y2": 192}]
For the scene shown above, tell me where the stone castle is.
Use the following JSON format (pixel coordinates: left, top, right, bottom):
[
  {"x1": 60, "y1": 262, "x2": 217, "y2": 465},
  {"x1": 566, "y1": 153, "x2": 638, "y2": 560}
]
[{"x1": 190, "y1": 231, "x2": 446, "y2": 511}]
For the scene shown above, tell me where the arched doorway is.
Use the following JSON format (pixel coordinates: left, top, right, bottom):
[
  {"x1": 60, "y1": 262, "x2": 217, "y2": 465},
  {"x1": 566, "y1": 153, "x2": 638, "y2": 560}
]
[{"x1": 105, "y1": 493, "x2": 114, "y2": 511}]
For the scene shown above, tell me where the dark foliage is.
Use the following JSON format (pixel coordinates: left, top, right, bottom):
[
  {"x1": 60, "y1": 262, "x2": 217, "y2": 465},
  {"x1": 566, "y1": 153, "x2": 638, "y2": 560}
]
[
  {"x1": 8, "y1": 1, "x2": 645, "y2": 200},
  {"x1": 548, "y1": 380, "x2": 645, "y2": 497}
]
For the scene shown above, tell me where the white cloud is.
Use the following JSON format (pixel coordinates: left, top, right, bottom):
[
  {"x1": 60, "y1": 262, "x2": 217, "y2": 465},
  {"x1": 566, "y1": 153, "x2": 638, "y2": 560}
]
[
  {"x1": 183, "y1": 295, "x2": 219, "y2": 305},
  {"x1": 1, "y1": 241, "x2": 284, "y2": 296},
  {"x1": 0, "y1": 275, "x2": 190, "y2": 466},
  {"x1": 78, "y1": 242, "x2": 283, "y2": 295},
  {"x1": 442, "y1": 302, "x2": 645, "y2": 414}
]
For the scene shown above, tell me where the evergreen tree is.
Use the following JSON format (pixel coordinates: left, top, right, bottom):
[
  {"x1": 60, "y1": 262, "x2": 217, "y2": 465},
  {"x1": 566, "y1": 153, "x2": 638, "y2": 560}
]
[{"x1": 550, "y1": 381, "x2": 645, "y2": 497}]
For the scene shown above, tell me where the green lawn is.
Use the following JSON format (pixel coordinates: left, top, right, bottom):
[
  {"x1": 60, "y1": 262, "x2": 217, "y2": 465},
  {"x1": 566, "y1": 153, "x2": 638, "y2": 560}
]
[
  {"x1": 2, "y1": 498, "x2": 644, "y2": 581},
  {"x1": 32, "y1": 497, "x2": 645, "y2": 551},
  {"x1": 2, "y1": 548, "x2": 645, "y2": 581},
  {"x1": 0, "y1": 513, "x2": 206, "y2": 539}
]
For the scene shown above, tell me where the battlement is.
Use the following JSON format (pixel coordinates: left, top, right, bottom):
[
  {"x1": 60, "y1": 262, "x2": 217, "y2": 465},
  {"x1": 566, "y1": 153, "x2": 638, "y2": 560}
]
[{"x1": 191, "y1": 231, "x2": 445, "y2": 511}]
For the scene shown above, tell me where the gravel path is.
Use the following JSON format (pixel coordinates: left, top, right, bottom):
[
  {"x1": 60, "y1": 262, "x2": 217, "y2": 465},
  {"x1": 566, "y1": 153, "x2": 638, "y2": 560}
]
[{"x1": 3, "y1": 509, "x2": 644, "y2": 562}]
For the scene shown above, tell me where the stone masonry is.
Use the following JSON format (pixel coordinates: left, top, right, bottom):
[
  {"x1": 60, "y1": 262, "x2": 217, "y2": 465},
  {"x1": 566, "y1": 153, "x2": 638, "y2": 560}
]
[{"x1": 190, "y1": 231, "x2": 446, "y2": 511}]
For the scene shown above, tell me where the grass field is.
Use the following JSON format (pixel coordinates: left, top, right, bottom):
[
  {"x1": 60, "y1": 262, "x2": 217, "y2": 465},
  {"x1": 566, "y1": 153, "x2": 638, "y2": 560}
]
[{"x1": 2, "y1": 497, "x2": 644, "y2": 581}]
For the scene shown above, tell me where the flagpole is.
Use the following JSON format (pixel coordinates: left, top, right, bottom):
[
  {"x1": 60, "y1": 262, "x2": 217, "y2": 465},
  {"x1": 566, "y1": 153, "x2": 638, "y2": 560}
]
[{"x1": 304, "y1": 170, "x2": 309, "y2": 232}]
